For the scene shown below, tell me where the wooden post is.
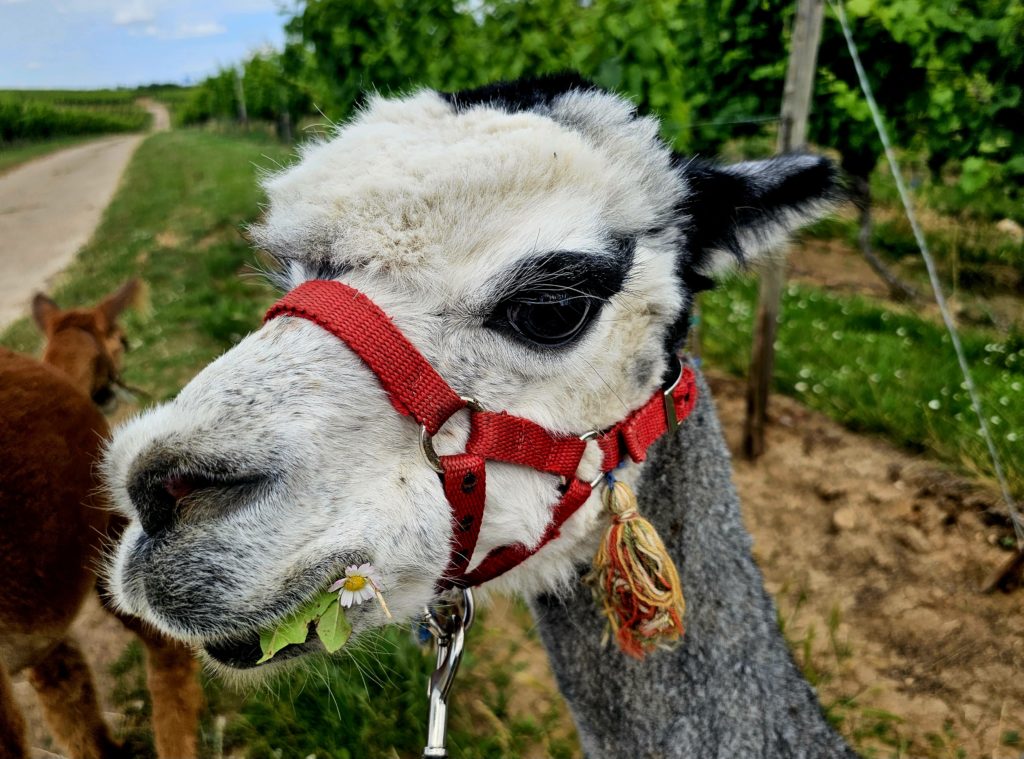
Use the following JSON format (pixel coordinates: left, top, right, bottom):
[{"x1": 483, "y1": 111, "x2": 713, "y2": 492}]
[
  {"x1": 234, "y1": 68, "x2": 248, "y2": 128},
  {"x1": 742, "y1": 0, "x2": 825, "y2": 459}
]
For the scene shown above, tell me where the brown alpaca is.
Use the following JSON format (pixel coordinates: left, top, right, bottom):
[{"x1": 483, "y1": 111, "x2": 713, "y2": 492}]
[{"x1": 0, "y1": 281, "x2": 202, "y2": 759}]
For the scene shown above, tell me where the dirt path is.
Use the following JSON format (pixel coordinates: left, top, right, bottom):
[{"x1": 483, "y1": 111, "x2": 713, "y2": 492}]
[{"x1": 0, "y1": 100, "x2": 168, "y2": 327}]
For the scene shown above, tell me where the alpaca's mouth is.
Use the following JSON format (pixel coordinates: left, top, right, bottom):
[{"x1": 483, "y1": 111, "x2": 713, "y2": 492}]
[{"x1": 203, "y1": 626, "x2": 321, "y2": 669}]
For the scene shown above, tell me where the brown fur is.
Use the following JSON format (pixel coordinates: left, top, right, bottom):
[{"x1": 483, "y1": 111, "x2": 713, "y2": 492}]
[{"x1": 0, "y1": 282, "x2": 201, "y2": 758}]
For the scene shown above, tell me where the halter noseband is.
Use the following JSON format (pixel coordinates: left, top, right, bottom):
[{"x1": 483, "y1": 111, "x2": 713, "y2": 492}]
[{"x1": 265, "y1": 279, "x2": 697, "y2": 590}]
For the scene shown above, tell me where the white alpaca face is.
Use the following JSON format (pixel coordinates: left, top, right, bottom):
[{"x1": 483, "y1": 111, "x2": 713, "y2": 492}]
[{"x1": 104, "y1": 77, "x2": 839, "y2": 671}]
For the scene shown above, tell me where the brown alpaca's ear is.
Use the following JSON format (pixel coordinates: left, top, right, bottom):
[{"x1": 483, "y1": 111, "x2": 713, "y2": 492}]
[
  {"x1": 99, "y1": 278, "x2": 142, "y2": 323},
  {"x1": 32, "y1": 293, "x2": 60, "y2": 332}
]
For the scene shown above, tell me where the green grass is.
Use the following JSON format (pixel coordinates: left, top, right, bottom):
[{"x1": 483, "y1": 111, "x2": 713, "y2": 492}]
[
  {"x1": 0, "y1": 134, "x2": 100, "y2": 174},
  {"x1": 700, "y1": 273, "x2": 1024, "y2": 496}
]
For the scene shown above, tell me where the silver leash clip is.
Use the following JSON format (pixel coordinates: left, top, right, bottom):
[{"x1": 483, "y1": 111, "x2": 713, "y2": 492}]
[{"x1": 420, "y1": 587, "x2": 475, "y2": 759}]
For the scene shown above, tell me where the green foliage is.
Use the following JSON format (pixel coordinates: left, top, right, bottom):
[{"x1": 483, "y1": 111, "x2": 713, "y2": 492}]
[
  {"x1": 700, "y1": 276, "x2": 1024, "y2": 496},
  {"x1": 175, "y1": 0, "x2": 1023, "y2": 214},
  {"x1": 178, "y1": 51, "x2": 310, "y2": 138},
  {"x1": 0, "y1": 91, "x2": 150, "y2": 142},
  {"x1": 812, "y1": 0, "x2": 1024, "y2": 217},
  {"x1": 285, "y1": 0, "x2": 484, "y2": 115}
]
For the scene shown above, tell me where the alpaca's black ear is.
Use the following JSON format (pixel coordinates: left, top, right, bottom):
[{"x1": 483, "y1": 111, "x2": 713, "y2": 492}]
[{"x1": 678, "y1": 154, "x2": 843, "y2": 275}]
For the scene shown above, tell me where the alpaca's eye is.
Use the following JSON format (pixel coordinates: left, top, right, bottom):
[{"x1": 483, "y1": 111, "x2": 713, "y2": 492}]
[{"x1": 505, "y1": 292, "x2": 595, "y2": 347}]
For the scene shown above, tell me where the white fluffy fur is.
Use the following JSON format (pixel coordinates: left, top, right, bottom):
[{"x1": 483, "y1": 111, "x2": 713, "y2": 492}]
[{"x1": 103, "y1": 85, "x2": 833, "y2": 666}]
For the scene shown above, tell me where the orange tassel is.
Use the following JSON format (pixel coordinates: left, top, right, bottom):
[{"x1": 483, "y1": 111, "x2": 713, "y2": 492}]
[{"x1": 586, "y1": 480, "x2": 685, "y2": 659}]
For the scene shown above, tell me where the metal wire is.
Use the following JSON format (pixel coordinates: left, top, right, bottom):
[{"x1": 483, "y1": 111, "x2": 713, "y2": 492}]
[{"x1": 829, "y1": 0, "x2": 1023, "y2": 547}]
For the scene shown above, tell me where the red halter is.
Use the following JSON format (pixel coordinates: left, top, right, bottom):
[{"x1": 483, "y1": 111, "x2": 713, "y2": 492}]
[{"x1": 265, "y1": 279, "x2": 697, "y2": 589}]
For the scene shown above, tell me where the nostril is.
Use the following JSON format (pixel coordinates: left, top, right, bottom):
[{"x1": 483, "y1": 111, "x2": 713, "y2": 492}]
[
  {"x1": 164, "y1": 475, "x2": 199, "y2": 502},
  {"x1": 128, "y1": 461, "x2": 180, "y2": 538},
  {"x1": 127, "y1": 454, "x2": 267, "y2": 539}
]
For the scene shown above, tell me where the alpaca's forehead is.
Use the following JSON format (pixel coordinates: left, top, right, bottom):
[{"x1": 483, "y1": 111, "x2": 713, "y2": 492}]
[{"x1": 255, "y1": 91, "x2": 680, "y2": 280}]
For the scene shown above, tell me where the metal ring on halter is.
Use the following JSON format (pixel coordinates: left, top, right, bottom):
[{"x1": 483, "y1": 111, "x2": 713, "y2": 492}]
[
  {"x1": 419, "y1": 397, "x2": 483, "y2": 475},
  {"x1": 577, "y1": 430, "x2": 606, "y2": 488}
]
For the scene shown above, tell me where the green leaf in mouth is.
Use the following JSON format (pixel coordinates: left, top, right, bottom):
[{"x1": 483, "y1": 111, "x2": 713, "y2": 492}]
[
  {"x1": 256, "y1": 591, "x2": 342, "y2": 664},
  {"x1": 316, "y1": 597, "x2": 353, "y2": 654},
  {"x1": 256, "y1": 611, "x2": 311, "y2": 664}
]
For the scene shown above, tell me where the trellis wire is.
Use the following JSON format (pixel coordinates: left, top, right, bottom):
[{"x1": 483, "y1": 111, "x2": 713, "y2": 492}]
[{"x1": 829, "y1": 0, "x2": 1023, "y2": 547}]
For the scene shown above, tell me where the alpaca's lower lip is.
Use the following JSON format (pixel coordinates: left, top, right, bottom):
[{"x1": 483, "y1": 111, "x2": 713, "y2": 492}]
[{"x1": 203, "y1": 627, "x2": 318, "y2": 669}]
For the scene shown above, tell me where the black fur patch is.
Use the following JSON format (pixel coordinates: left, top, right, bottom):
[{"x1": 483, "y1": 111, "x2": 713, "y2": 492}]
[
  {"x1": 660, "y1": 155, "x2": 843, "y2": 355},
  {"x1": 485, "y1": 238, "x2": 635, "y2": 351},
  {"x1": 441, "y1": 74, "x2": 842, "y2": 367},
  {"x1": 676, "y1": 155, "x2": 842, "y2": 274},
  {"x1": 441, "y1": 72, "x2": 598, "y2": 114}
]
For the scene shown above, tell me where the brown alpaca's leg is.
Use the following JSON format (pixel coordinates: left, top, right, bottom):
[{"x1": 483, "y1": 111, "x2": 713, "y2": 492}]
[
  {"x1": 136, "y1": 626, "x2": 202, "y2": 759},
  {"x1": 27, "y1": 637, "x2": 124, "y2": 759},
  {"x1": 96, "y1": 564, "x2": 202, "y2": 759},
  {"x1": 0, "y1": 661, "x2": 28, "y2": 759}
]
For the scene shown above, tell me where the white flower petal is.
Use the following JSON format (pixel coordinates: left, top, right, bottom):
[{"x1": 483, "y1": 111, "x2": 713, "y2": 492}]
[{"x1": 340, "y1": 589, "x2": 355, "y2": 608}]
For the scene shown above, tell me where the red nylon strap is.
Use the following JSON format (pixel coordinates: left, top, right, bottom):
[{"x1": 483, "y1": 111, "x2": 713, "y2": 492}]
[
  {"x1": 265, "y1": 279, "x2": 699, "y2": 591},
  {"x1": 265, "y1": 280, "x2": 464, "y2": 435},
  {"x1": 439, "y1": 454, "x2": 487, "y2": 582},
  {"x1": 457, "y1": 478, "x2": 593, "y2": 588},
  {"x1": 461, "y1": 372, "x2": 698, "y2": 587},
  {"x1": 597, "y1": 365, "x2": 697, "y2": 469},
  {"x1": 466, "y1": 411, "x2": 587, "y2": 479}
]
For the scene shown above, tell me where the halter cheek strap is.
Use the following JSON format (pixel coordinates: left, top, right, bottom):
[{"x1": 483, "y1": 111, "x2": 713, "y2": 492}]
[{"x1": 265, "y1": 279, "x2": 697, "y2": 589}]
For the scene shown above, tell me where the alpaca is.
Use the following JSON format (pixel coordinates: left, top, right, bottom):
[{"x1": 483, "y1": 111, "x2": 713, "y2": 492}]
[
  {"x1": 0, "y1": 282, "x2": 202, "y2": 759},
  {"x1": 102, "y1": 75, "x2": 855, "y2": 756}
]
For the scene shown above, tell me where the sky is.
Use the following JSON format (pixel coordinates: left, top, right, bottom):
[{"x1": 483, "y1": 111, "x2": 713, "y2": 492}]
[{"x1": 0, "y1": 0, "x2": 290, "y2": 89}]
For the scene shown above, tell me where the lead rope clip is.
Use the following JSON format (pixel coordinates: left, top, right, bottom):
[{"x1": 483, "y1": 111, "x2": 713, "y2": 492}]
[{"x1": 421, "y1": 587, "x2": 475, "y2": 758}]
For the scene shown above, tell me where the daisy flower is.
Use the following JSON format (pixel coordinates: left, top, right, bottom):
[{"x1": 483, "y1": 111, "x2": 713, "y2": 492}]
[{"x1": 329, "y1": 563, "x2": 382, "y2": 608}]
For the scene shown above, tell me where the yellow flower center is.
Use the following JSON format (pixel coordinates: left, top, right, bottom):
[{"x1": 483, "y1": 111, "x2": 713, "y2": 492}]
[{"x1": 343, "y1": 575, "x2": 367, "y2": 592}]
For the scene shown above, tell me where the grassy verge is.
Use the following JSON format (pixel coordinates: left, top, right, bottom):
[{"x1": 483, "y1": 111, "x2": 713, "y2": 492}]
[
  {"x1": 0, "y1": 135, "x2": 101, "y2": 174},
  {"x1": 700, "y1": 273, "x2": 1024, "y2": 498}
]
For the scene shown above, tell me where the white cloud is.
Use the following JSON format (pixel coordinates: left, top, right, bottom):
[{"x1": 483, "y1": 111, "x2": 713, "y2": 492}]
[
  {"x1": 175, "y1": 20, "x2": 225, "y2": 38},
  {"x1": 113, "y1": 0, "x2": 155, "y2": 25},
  {"x1": 133, "y1": 19, "x2": 226, "y2": 39}
]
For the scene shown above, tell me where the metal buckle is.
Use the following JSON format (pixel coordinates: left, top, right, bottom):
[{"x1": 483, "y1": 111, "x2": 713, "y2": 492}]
[
  {"x1": 421, "y1": 588, "x2": 475, "y2": 758},
  {"x1": 419, "y1": 397, "x2": 483, "y2": 474},
  {"x1": 662, "y1": 355, "x2": 684, "y2": 434}
]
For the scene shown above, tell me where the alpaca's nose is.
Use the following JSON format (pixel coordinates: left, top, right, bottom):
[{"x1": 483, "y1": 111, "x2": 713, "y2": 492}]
[{"x1": 127, "y1": 452, "x2": 268, "y2": 537}]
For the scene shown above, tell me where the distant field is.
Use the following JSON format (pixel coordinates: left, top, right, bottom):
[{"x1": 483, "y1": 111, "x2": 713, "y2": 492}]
[{"x1": 0, "y1": 89, "x2": 150, "y2": 144}]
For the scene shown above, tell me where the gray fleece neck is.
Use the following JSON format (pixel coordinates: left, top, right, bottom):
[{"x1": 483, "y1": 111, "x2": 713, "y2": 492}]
[{"x1": 530, "y1": 369, "x2": 858, "y2": 758}]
